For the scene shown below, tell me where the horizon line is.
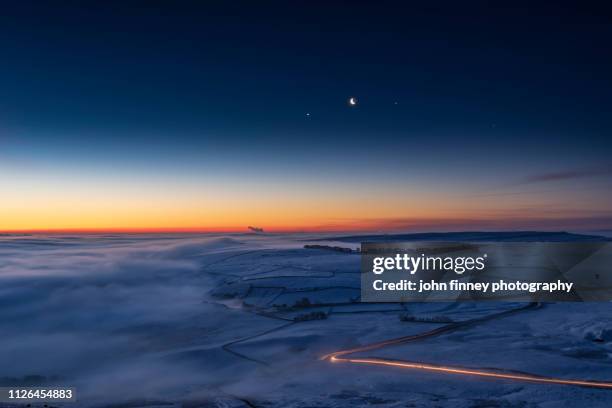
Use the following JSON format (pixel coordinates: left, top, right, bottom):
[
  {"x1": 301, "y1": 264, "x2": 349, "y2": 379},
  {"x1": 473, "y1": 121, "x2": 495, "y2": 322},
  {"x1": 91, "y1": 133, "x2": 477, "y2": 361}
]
[{"x1": 0, "y1": 226, "x2": 603, "y2": 235}]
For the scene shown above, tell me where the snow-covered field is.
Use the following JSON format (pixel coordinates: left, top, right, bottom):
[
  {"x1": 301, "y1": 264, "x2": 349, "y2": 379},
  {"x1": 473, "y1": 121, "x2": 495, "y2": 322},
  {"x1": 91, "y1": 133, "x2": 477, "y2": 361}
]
[{"x1": 0, "y1": 233, "x2": 611, "y2": 407}]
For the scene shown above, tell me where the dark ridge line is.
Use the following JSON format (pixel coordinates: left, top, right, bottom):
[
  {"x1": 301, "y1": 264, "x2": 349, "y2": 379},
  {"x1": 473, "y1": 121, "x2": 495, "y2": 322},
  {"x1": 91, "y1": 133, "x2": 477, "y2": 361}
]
[{"x1": 319, "y1": 231, "x2": 612, "y2": 243}]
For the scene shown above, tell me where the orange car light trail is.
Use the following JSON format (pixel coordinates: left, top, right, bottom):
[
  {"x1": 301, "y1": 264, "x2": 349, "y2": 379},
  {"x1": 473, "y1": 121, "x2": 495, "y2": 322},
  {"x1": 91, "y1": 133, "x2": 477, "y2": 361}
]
[{"x1": 322, "y1": 303, "x2": 612, "y2": 389}]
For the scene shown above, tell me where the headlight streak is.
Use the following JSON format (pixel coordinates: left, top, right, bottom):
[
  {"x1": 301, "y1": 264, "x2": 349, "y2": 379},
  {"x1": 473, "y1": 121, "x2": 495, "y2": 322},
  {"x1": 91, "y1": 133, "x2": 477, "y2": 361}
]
[{"x1": 321, "y1": 303, "x2": 612, "y2": 389}]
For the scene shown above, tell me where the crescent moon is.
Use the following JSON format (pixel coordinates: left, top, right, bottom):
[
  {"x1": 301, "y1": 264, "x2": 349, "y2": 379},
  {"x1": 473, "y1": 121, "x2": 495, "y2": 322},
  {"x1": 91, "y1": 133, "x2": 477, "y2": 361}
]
[{"x1": 349, "y1": 97, "x2": 357, "y2": 106}]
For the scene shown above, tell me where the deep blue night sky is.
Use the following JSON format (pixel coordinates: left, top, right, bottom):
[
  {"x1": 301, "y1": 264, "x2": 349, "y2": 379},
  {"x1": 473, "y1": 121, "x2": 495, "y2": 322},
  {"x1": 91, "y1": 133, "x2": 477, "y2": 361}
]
[{"x1": 1, "y1": 1, "x2": 611, "y2": 231}]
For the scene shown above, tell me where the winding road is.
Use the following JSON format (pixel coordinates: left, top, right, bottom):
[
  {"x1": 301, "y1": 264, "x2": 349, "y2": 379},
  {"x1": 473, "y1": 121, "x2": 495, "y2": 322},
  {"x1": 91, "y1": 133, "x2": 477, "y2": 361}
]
[
  {"x1": 322, "y1": 302, "x2": 612, "y2": 389},
  {"x1": 208, "y1": 250, "x2": 612, "y2": 390}
]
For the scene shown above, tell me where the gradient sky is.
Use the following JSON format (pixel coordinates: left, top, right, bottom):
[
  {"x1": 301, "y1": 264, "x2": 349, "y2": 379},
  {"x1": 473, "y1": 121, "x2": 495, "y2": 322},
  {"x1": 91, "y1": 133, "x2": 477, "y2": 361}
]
[{"x1": 1, "y1": 1, "x2": 611, "y2": 232}]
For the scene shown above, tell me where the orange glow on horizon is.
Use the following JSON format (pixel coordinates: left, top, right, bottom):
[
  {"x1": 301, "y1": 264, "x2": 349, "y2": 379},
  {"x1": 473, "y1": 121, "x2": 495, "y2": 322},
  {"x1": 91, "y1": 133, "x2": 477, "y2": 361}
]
[
  {"x1": 0, "y1": 226, "x2": 365, "y2": 234},
  {"x1": 2, "y1": 175, "x2": 610, "y2": 233}
]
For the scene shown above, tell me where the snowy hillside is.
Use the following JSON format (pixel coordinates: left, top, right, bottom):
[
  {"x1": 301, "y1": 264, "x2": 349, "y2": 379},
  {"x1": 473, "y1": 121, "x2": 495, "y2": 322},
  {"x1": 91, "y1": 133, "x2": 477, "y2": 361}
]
[{"x1": 0, "y1": 232, "x2": 610, "y2": 407}]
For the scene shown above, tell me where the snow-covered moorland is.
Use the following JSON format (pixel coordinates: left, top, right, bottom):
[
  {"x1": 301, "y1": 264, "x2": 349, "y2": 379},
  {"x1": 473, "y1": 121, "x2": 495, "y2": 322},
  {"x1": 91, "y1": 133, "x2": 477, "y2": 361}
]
[{"x1": 0, "y1": 232, "x2": 610, "y2": 407}]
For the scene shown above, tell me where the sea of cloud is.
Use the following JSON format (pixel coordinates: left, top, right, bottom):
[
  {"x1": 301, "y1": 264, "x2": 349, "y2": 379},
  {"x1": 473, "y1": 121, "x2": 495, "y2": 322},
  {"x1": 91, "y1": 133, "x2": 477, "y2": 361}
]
[{"x1": 0, "y1": 234, "x2": 267, "y2": 405}]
